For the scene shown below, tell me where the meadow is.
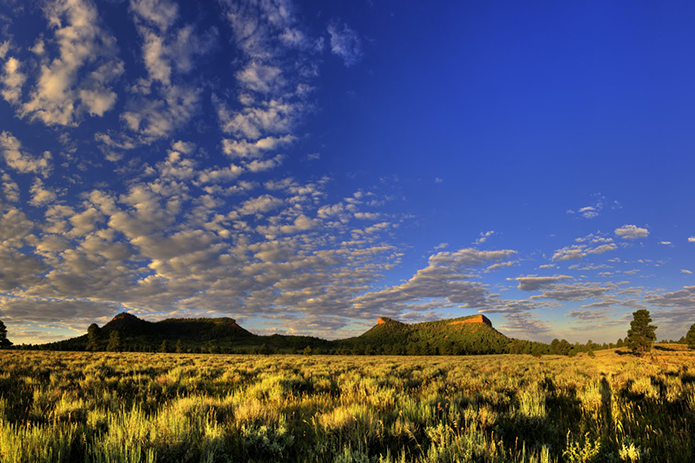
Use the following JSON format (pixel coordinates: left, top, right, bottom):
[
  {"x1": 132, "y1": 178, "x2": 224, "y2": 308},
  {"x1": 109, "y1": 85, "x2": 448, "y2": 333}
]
[{"x1": 0, "y1": 347, "x2": 693, "y2": 463}]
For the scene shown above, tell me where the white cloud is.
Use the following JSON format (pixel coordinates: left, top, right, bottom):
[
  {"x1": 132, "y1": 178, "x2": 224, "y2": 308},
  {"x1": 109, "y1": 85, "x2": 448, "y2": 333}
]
[
  {"x1": 577, "y1": 206, "x2": 599, "y2": 219},
  {"x1": 567, "y1": 194, "x2": 608, "y2": 219},
  {"x1": 0, "y1": 131, "x2": 52, "y2": 177},
  {"x1": 688, "y1": 236, "x2": 695, "y2": 243},
  {"x1": 681, "y1": 269, "x2": 692, "y2": 275},
  {"x1": 119, "y1": 85, "x2": 201, "y2": 143},
  {"x1": 1, "y1": 172, "x2": 20, "y2": 202},
  {"x1": 197, "y1": 164, "x2": 243, "y2": 184},
  {"x1": 221, "y1": 135, "x2": 295, "y2": 159},
  {"x1": 29, "y1": 178, "x2": 58, "y2": 206},
  {"x1": 499, "y1": 312, "x2": 552, "y2": 336},
  {"x1": 216, "y1": 98, "x2": 300, "y2": 140},
  {"x1": 1, "y1": 56, "x2": 26, "y2": 105},
  {"x1": 474, "y1": 230, "x2": 495, "y2": 245},
  {"x1": 552, "y1": 245, "x2": 585, "y2": 261},
  {"x1": 614, "y1": 224, "x2": 649, "y2": 240},
  {"x1": 351, "y1": 248, "x2": 517, "y2": 315},
  {"x1": 552, "y1": 239, "x2": 617, "y2": 261},
  {"x1": 237, "y1": 194, "x2": 283, "y2": 215},
  {"x1": 587, "y1": 243, "x2": 618, "y2": 254},
  {"x1": 247, "y1": 154, "x2": 284, "y2": 172},
  {"x1": 531, "y1": 282, "x2": 612, "y2": 301},
  {"x1": 510, "y1": 275, "x2": 572, "y2": 291},
  {"x1": 129, "y1": 0, "x2": 179, "y2": 32},
  {"x1": 19, "y1": 0, "x2": 123, "y2": 126},
  {"x1": 214, "y1": 0, "x2": 316, "y2": 148},
  {"x1": 327, "y1": 21, "x2": 362, "y2": 67},
  {"x1": 68, "y1": 207, "x2": 103, "y2": 236},
  {"x1": 237, "y1": 61, "x2": 284, "y2": 94},
  {"x1": 0, "y1": 208, "x2": 34, "y2": 247}
]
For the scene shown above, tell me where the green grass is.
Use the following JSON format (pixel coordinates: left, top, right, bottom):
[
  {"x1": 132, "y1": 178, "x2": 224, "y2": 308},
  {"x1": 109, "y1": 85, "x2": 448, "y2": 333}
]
[{"x1": 0, "y1": 346, "x2": 693, "y2": 462}]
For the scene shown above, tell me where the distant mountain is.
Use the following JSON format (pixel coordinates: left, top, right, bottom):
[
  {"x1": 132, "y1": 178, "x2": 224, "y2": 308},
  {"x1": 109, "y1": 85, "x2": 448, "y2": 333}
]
[
  {"x1": 336, "y1": 314, "x2": 510, "y2": 355},
  {"x1": 44, "y1": 312, "x2": 330, "y2": 353},
  {"x1": 103, "y1": 313, "x2": 254, "y2": 339},
  {"x1": 41, "y1": 312, "x2": 511, "y2": 354}
]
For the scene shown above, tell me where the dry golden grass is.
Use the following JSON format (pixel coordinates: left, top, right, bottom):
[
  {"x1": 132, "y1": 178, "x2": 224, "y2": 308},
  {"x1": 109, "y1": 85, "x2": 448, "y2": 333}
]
[{"x1": 0, "y1": 345, "x2": 693, "y2": 462}]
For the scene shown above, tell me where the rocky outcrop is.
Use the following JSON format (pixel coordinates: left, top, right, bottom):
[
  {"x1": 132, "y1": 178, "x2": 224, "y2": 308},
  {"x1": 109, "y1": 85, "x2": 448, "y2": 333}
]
[{"x1": 448, "y1": 315, "x2": 492, "y2": 327}]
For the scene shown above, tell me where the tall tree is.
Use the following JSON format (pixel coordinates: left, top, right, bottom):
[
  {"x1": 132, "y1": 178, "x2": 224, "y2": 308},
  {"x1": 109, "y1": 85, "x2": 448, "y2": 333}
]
[
  {"x1": 107, "y1": 330, "x2": 122, "y2": 352},
  {"x1": 686, "y1": 324, "x2": 695, "y2": 350},
  {"x1": 626, "y1": 309, "x2": 657, "y2": 356},
  {"x1": 86, "y1": 323, "x2": 101, "y2": 351},
  {"x1": 0, "y1": 320, "x2": 12, "y2": 348}
]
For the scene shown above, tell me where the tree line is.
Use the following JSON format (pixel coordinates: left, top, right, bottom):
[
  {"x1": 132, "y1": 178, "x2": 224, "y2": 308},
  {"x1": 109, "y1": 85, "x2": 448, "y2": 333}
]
[{"x1": 1, "y1": 310, "x2": 694, "y2": 355}]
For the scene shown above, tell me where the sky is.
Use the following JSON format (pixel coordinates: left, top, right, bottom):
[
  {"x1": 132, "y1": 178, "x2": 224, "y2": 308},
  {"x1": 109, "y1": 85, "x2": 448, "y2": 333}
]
[{"x1": 0, "y1": 0, "x2": 694, "y2": 345}]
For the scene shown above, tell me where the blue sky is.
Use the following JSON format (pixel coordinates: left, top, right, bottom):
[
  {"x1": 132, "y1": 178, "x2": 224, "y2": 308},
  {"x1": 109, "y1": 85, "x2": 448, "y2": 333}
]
[{"x1": 0, "y1": 0, "x2": 694, "y2": 344}]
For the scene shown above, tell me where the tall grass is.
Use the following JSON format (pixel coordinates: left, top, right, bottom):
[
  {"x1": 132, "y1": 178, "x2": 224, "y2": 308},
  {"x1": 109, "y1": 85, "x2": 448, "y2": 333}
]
[{"x1": 0, "y1": 347, "x2": 693, "y2": 462}]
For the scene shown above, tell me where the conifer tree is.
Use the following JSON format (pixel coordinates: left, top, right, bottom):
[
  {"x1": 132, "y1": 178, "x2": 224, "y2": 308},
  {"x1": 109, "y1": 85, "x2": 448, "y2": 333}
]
[
  {"x1": 626, "y1": 309, "x2": 657, "y2": 356},
  {"x1": 107, "y1": 330, "x2": 122, "y2": 352},
  {"x1": 0, "y1": 320, "x2": 12, "y2": 348},
  {"x1": 86, "y1": 323, "x2": 101, "y2": 351},
  {"x1": 686, "y1": 324, "x2": 695, "y2": 350}
]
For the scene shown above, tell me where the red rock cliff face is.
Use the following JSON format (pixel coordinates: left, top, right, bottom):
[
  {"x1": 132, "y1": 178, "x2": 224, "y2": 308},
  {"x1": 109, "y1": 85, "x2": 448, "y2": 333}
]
[
  {"x1": 377, "y1": 317, "x2": 388, "y2": 325},
  {"x1": 448, "y1": 315, "x2": 492, "y2": 327}
]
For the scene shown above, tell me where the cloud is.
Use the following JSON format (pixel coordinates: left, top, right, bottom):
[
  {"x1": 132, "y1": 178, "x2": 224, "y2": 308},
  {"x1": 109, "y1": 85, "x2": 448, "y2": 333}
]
[
  {"x1": 510, "y1": 275, "x2": 572, "y2": 291},
  {"x1": 659, "y1": 241, "x2": 672, "y2": 246},
  {"x1": 499, "y1": 312, "x2": 552, "y2": 336},
  {"x1": 237, "y1": 194, "x2": 283, "y2": 215},
  {"x1": 688, "y1": 237, "x2": 695, "y2": 243},
  {"x1": 91, "y1": 0, "x2": 214, "y2": 153},
  {"x1": 474, "y1": 230, "x2": 495, "y2": 245},
  {"x1": 567, "y1": 195, "x2": 607, "y2": 219},
  {"x1": 615, "y1": 224, "x2": 649, "y2": 240},
  {"x1": 129, "y1": 0, "x2": 179, "y2": 32},
  {"x1": 216, "y1": 98, "x2": 302, "y2": 140},
  {"x1": 577, "y1": 206, "x2": 599, "y2": 218},
  {"x1": 17, "y1": 0, "x2": 124, "y2": 126},
  {"x1": 0, "y1": 298, "x2": 119, "y2": 324},
  {"x1": 0, "y1": 208, "x2": 34, "y2": 247},
  {"x1": 237, "y1": 61, "x2": 284, "y2": 94},
  {"x1": 0, "y1": 263, "x2": 47, "y2": 296},
  {"x1": 551, "y1": 245, "x2": 585, "y2": 261},
  {"x1": 681, "y1": 269, "x2": 692, "y2": 275},
  {"x1": 1, "y1": 172, "x2": 20, "y2": 202},
  {"x1": 566, "y1": 309, "x2": 610, "y2": 321},
  {"x1": 29, "y1": 178, "x2": 58, "y2": 206},
  {"x1": 351, "y1": 248, "x2": 517, "y2": 315},
  {"x1": 120, "y1": 86, "x2": 201, "y2": 143},
  {"x1": 552, "y1": 240, "x2": 617, "y2": 261},
  {"x1": 213, "y1": 0, "x2": 317, "y2": 155},
  {"x1": 531, "y1": 282, "x2": 612, "y2": 301},
  {"x1": 647, "y1": 286, "x2": 695, "y2": 308},
  {"x1": 327, "y1": 21, "x2": 362, "y2": 67},
  {"x1": 1, "y1": 56, "x2": 26, "y2": 105},
  {"x1": 580, "y1": 298, "x2": 646, "y2": 309},
  {"x1": 222, "y1": 135, "x2": 294, "y2": 159},
  {"x1": 0, "y1": 131, "x2": 52, "y2": 177}
]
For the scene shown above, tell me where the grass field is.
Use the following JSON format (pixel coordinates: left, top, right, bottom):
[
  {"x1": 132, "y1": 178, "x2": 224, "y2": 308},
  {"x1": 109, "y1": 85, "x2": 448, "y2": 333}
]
[{"x1": 0, "y1": 346, "x2": 694, "y2": 462}]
